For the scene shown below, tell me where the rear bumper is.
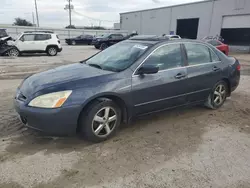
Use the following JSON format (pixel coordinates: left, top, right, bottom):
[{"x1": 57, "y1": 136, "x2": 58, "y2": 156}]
[{"x1": 14, "y1": 98, "x2": 81, "y2": 135}]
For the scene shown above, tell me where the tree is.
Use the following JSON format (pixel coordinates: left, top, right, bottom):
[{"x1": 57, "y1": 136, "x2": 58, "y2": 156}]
[
  {"x1": 65, "y1": 25, "x2": 76, "y2": 29},
  {"x1": 13, "y1": 18, "x2": 33, "y2": 26}
]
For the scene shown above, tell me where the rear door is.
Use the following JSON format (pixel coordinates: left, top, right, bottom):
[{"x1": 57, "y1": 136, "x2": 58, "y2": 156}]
[
  {"x1": 132, "y1": 43, "x2": 189, "y2": 115},
  {"x1": 183, "y1": 42, "x2": 223, "y2": 103},
  {"x1": 34, "y1": 34, "x2": 51, "y2": 51}
]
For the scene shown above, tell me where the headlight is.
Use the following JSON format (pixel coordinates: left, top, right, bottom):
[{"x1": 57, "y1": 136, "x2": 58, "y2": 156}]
[{"x1": 28, "y1": 90, "x2": 72, "y2": 108}]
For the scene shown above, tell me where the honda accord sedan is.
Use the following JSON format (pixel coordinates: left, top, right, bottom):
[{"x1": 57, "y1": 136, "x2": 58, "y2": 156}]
[{"x1": 14, "y1": 36, "x2": 240, "y2": 142}]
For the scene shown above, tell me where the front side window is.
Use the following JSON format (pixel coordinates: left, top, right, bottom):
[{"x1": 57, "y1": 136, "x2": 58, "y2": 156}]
[
  {"x1": 86, "y1": 42, "x2": 150, "y2": 72},
  {"x1": 21, "y1": 34, "x2": 35, "y2": 41},
  {"x1": 143, "y1": 44, "x2": 183, "y2": 70},
  {"x1": 185, "y1": 43, "x2": 211, "y2": 65}
]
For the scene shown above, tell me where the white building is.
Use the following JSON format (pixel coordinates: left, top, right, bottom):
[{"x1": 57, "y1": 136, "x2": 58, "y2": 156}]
[{"x1": 120, "y1": 0, "x2": 250, "y2": 46}]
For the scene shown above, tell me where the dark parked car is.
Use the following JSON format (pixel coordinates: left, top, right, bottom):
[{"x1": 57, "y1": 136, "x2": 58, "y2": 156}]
[
  {"x1": 14, "y1": 36, "x2": 240, "y2": 142},
  {"x1": 0, "y1": 29, "x2": 8, "y2": 38},
  {"x1": 92, "y1": 33, "x2": 124, "y2": 50},
  {"x1": 65, "y1": 35, "x2": 93, "y2": 45}
]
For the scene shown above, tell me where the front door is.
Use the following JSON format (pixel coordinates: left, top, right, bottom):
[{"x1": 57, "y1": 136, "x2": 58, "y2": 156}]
[
  {"x1": 131, "y1": 43, "x2": 188, "y2": 115},
  {"x1": 183, "y1": 43, "x2": 223, "y2": 103},
  {"x1": 15, "y1": 34, "x2": 36, "y2": 51}
]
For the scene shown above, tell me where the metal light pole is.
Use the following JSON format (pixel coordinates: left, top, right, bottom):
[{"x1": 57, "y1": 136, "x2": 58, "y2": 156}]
[
  {"x1": 69, "y1": 0, "x2": 72, "y2": 27},
  {"x1": 34, "y1": 0, "x2": 40, "y2": 27},
  {"x1": 64, "y1": 0, "x2": 73, "y2": 27},
  {"x1": 32, "y1": 12, "x2": 35, "y2": 26}
]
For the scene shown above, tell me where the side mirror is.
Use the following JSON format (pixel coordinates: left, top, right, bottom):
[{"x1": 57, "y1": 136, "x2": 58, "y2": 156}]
[{"x1": 137, "y1": 65, "x2": 159, "y2": 75}]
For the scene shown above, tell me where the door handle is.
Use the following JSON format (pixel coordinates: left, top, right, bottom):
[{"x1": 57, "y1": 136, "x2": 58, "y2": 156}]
[
  {"x1": 175, "y1": 73, "x2": 186, "y2": 79},
  {"x1": 212, "y1": 66, "x2": 221, "y2": 72}
]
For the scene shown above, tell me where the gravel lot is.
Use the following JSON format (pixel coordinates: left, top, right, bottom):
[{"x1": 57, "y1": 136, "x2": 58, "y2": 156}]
[{"x1": 0, "y1": 46, "x2": 250, "y2": 188}]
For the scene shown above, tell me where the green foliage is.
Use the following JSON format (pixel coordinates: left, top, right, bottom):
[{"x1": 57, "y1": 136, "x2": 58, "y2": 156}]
[{"x1": 13, "y1": 18, "x2": 33, "y2": 26}]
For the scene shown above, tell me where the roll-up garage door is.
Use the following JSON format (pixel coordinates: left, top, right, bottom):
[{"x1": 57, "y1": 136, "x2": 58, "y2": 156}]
[
  {"x1": 221, "y1": 15, "x2": 250, "y2": 45},
  {"x1": 222, "y1": 15, "x2": 250, "y2": 28}
]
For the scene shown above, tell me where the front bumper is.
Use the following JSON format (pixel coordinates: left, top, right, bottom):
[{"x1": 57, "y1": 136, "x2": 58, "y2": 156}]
[{"x1": 14, "y1": 98, "x2": 81, "y2": 135}]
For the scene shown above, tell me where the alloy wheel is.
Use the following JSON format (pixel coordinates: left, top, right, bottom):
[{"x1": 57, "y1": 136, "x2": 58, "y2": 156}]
[
  {"x1": 49, "y1": 48, "x2": 57, "y2": 56},
  {"x1": 8, "y1": 48, "x2": 19, "y2": 57},
  {"x1": 92, "y1": 107, "x2": 117, "y2": 137},
  {"x1": 213, "y1": 84, "x2": 226, "y2": 105}
]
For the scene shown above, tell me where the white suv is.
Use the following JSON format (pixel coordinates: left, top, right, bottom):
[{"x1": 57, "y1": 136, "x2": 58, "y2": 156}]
[{"x1": 14, "y1": 31, "x2": 62, "y2": 56}]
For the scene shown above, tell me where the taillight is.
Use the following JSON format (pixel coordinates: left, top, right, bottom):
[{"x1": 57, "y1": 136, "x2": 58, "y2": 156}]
[
  {"x1": 58, "y1": 40, "x2": 60, "y2": 44},
  {"x1": 237, "y1": 64, "x2": 241, "y2": 71}
]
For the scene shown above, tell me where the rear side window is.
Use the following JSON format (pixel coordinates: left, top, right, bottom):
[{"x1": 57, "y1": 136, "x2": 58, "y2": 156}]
[
  {"x1": 143, "y1": 44, "x2": 183, "y2": 70},
  {"x1": 185, "y1": 43, "x2": 211, "y2": 65},
  {"x1": 35, "y1": 34, "x2": 51, "y2": 41},
  {"x1": 210, "y1": 49, "x2": 220, "y2": 62}
]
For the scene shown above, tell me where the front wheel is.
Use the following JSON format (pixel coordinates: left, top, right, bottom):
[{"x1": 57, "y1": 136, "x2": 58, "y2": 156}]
[
  {"x1": 100, "y1": 43, "x2": 108, "y2": 50},
  {"x1": 79, "y1": 99, "x2": 121, "y2": 142},
  {"x1": 47, "y1": 47, "x2": 58, "y2": 56},
  {"x1": 7, "y1": 48, "x2": 19, "y2": 57},
  {"x1": 205, "y1": 81, "x2": 228, "y2": 109}
]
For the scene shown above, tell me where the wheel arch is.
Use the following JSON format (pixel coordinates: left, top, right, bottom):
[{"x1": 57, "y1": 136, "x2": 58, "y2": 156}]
[
  {"x1": 46, "y1": 45, "x2": 58, "y2": 51},
  {"x1": 76, "y1": 94, "x2": 129, "y2": 132},
  {"x1": 221, "y1": 77, "x2": 231, "y2": 96}
]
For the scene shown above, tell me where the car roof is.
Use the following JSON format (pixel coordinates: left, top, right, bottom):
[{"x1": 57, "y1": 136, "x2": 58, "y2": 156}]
[{"x1": 128, "y1": 35, "x2": 208, "y2": 45}]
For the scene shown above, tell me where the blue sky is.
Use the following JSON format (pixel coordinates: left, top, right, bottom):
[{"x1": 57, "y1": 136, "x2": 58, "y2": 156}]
[{"x1": 0, "y1": 0, "x2": 203, "y2": 28}]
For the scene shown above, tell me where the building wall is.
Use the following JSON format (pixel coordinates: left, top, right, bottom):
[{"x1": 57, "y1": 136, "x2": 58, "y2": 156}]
[
  {"x1": 170, "y1": 1, "x2": 213, "y2": 39},
  {"x1": 210, "y1": 0, "x2": 250, "y2": 36},
  {"x1": 120, "y1": 0, "x2": 250, "y2": 39}
]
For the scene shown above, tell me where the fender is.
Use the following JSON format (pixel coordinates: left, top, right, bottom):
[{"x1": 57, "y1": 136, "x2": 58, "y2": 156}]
[{"x1": 0, "y1": 45, "x2": 18, "y2": 55}]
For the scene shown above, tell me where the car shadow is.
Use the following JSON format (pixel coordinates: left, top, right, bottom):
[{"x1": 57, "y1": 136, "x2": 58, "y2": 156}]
[
  {"x1": 20, "y1": 53, "x2": 50, "y2": 57},
  {"x1": 4, "y1": 105, "x2": 209, "y2": 156}
]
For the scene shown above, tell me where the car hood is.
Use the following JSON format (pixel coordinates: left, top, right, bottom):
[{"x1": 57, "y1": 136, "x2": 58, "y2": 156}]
[{"x1": 19, "y1": 63, "x2": 112, "y2": 97}]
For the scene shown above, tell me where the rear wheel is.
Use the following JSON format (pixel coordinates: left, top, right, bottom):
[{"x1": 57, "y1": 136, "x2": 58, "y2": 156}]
[
  {"x1": 79, "y1": 99, "x2": 121, "y2": 142},
  {"x1": 205, "y1": 81, "x2": 228, "y2": 109},
  {"x1": 94, "y1": 45, "x2": 100, "y2": 49},
  {"x1": 47, "y1": 47, "x2": 58, "y2": 56}
]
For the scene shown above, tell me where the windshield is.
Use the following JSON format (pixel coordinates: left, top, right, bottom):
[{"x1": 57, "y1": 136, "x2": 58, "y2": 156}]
[
  {"x1": 98, "y1": 34, "x2": 110, "y2": 38},
  {"x1": 86, "y1": 42, "x2": 150, "y2": 72}
]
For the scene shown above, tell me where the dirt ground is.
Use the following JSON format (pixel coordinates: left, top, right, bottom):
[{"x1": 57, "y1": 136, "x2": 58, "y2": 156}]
[{"x1": 0, "y1": 46, "x2": 250, "y2": 188}]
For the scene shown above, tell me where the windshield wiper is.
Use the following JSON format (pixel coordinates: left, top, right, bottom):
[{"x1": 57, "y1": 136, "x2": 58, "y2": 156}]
[{"x1": 88, "y1": 63, "x2": 103, "y2": 70}]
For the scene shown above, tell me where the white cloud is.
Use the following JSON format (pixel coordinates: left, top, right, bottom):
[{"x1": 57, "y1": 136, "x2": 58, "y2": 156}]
[{"x1": 0, "y1": 0, "x2": 203, "y2": 28}]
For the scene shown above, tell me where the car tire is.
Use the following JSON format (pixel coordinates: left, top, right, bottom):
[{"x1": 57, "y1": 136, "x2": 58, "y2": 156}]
[
  {"x1": 72, "y1": 41, "x2": 76, "y2": 45},
  {"x1": 7, "y1": 48, "x2": 19, "y2": 57},
  {"x1": 47, "y1": 47, "x2": 58, "y2": 56},
  {"x1": 79, "y1": 99, "x2": 121, "y2": 142},
  {"x1": 205, "y1": 80, "x2": 228, "y2": 109},
  {"x1": 100, "y1": 43, "x2": 108, "y2": 50},
  {"x1": 94, "y1": 45, "x2": 100, "y2": 49}
]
